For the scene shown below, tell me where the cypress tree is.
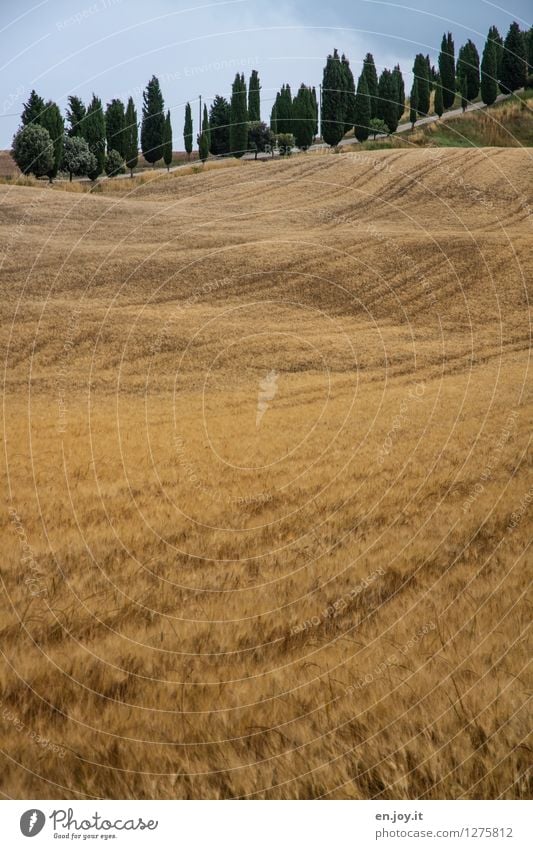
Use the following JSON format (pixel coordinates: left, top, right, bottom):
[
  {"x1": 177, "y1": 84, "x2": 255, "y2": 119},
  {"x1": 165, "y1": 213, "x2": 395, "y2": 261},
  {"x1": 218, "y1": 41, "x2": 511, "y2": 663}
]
[
  {"x1": 500, "y1": 21, "x2": 527, "y2": 93},
  {"x1": 362, "y1": 53, "x2": 379, "y2": 118},
  {"x1": 163, "y1": 110, "x2": 172, "y2": 171},
  {"x1": 292, "y1": 84, "x2": 315, "y2": 149},
  {"x1": 460, "y1": 73, "x2": 468, "y2": 111},
  {"x1": 84, "y1": 94, "x2": 106, "y2": 179},
  {"x1": 439, "y1": 33, "x2": 456, "y2": 109},
  {"x1": 209, "y1": 95, "x2": 231, "y2": 155},
  {"x1": 66, "y1": 96, "x2": 86, "y2": 137},
  {"x1": 480, "y1": 34, "x2": 498, "y2": 106},
  {"x1": 311, "y1": 87, "x2": 318, "y2": 135},
  {"x1": 184, "y1": 103, "x2": 193, "y2": 158},
  {"x1": 457, "y1": 40, "x2": 480, "y2": 100},
  {"x1": 248, "y1": 69, "x2": 261, "y2": 122},
  {"x1": 488, "y1": 25, "x2": 504, "y2": 80},
  {"x1": 40, "y1": 101, "x2": 64, "y2": 181},
  {"x1": 409, "y1": 78, "x2": 419, "y2": 128},
  {"x1": 203, "y1": 103, "x2": 210, "y2": 149},
  {"x1": 392, "y1": 65, "x2": 405, "y2": 122},
  {"x1": 21, "y1": 90, "x2": 45, "y2": 126},
  {"x1": 426, "y1": 55, "x2": 434, "y2": 91},
  {"x1": 413, "y1": 54, "x2": 430, "y2": 115},
  {"x1": 354, "y1": 72, "x2": 370, "y2": 142},
  {"x1": 377, "y1": 69, "x2": 399, "y2": 133},
  {"x1": 434, "y1": 77, "x2": 444, "y2": 117},
  {"x1": 322, "y1": 49, "x2": 345, "y2": 146},
  {"x1": 341, "y1": 54, "x2": 356, "y2": 131},
  {"x1": 124, "y1": 97, "x2": 138, "y2": 177},
  {"x1": 526, "y1": 26, "x2": 533, "y2": 75},
  {"x1": 141, "y1": 75, "x2": 165, "y2": 165},
  {"x1": 270, "y1": 102, "x2": 278, "y2": 134},
  {"x1": 274, "y1": 84, "x2": 293, "y2": 134},
  {"x1": 105, "y1": 98, "x2": 126, "y2": 158},
  {"x1": 230, "y1": 73, "x2": 248, "y2": 157},
  {"x1": 199, "y1": 132, "x2": 209, "y2": 163}
]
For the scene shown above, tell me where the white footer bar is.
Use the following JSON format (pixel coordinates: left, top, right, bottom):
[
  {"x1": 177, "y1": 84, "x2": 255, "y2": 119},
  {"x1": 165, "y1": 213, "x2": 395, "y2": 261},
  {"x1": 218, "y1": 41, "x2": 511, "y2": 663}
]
[{"x1": 2, "y1": 800, "x2": 530, "y2": 848}]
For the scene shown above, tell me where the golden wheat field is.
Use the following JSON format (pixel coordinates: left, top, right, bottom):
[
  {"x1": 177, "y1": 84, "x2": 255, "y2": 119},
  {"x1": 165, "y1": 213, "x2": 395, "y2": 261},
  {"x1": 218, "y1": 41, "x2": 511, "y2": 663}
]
[{"x1": 1, "y1": 146, "x2": 532, "y2": 800}]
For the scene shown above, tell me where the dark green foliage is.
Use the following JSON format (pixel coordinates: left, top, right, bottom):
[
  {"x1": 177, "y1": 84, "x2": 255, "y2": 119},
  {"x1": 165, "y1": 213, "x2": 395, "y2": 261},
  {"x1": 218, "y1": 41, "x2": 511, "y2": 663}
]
[
  {"x1": 105, "y1": 149, "x2": 125, "y2": 177},
  {"x1": 230, "y1": 73, "x2": 248, "y2": 157},
  {"x1": 66, "y1": 96, "x2": 86, "y2": 137},
  {"x1": 124, "y1": 97, "x2": 138, "y2": 177},
  {"x1": 273, "y1": 84, "x2": 293, "y2": 134},
  {"x1": 457, "y1": 40, "x2": 480, "y2": 100},
  {"x1": 409, "y1": 78, "x2": 419, "y2": 127},
  {"x1": 198, "y1": 132, "x2": 209, "y2": 162},
  {"x1": 292, "y1": 85, "x2": 315, "y2": 149},
  {"x1": 413, "y1": 53, "x2": 430, "y2": 115},
  {"x1": 248, "y1": 70, "x2": 261, "y2": 122},
  {"x1": 21, "y1": 90, "x2": 45, "y2": 126},
  {"x1": 11, "y1": 124, "x2": 54, "y2": 177},
  {"x1": 62, "y1": 136, "x2": 96, "y2": 181},
  {"x1": 247, "y1": 122, "x2": 274, "y2": 158},
  {"x1": 202, "y1": 104, "x2": 210, "y2": 149},
  {"x1": 526, "y1": 27, "x2": 533, "y2": 74},
  {"x1": 183, "y1": 102, "x2": 193, "y2": 157},
  {"x1": 141, "y1": 75, "x2": 165, "y2": 164},
  {"x1": 392, "y1": 65, "x2": 405, "y2": 122},
  {"x1": 481, "y1": 34, "x2": 498, "y2": 106},
  {"x1": 354, "y1": 72, "x2": 370, "y2": 142},
  {"x1": 105, "y1": 99, "x2": 126, "y2": 158},
  {"x1": 276, "y1": 133, "x2": 294, "y2": 156},
  {"x1": 163, "y1": 110, "x2": 172, "y2": 170},
  {"x1": 83, "y1": 94, "x2": 106, "y2": 179},
  {"x1": 361, "y1": 53, "x2": 379, "y2": 119},
  {"x1": 270, "y1": 103, "x2": 278, "y2": 134},
  {"x1": 434, "y1": 77, "x2": 444, "y2": 117},
  {"x1": 311, "y1": 87, "x2": 318, "y2": 135},
  {"x1": 488, "y1": 25, "x2": 504, "y2": 79},
  {"x1": 40, "y1": 101, "x2": 64, "y2": 181},
  {"x1": 209, "y1": 95, "x2": 231, "y2": 155},
  {"x1": 377, "y1": 68, "x2": 399, "y2": 133},
  {"x1": 322, "y1": 48, "x2": 345, "y2": 146},
  {"x1": 439, "y1": 32, "x2": 456, "y2": 109},
  {"x1": 460, "y1": 73, "x2": 468, "y2": 111},
  {"x1": 426, "y1": 55, "x2": 434, "y2": 91},
  {"x1": 341, "y1": 54, "x2": 356, "y2": 131},
  {"x1": 369, "y1": 118, "x2": 388, "y2": 139},
  {"x1": 500, "y1": 21, "x2": 527, "y2": 93}
]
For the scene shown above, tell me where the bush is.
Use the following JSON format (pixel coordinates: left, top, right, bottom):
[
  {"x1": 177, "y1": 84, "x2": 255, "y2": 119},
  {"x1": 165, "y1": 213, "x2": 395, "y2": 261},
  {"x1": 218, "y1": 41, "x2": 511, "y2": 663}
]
[
  {"x1": 276, "y1": 133, "x2": 295, "y2": 156},
  {"x1": 105, "y1": 149, "x2": 125, "y2": 177},
  {"x1": 62, "y1": 136, "x2": 97, "y2": 181},
  {"x1": 369, "y1": 118, "x2": 389, "y2": 139},
  {"x1": 11, "y1": 124, "x2": 54, "y2": 178}
]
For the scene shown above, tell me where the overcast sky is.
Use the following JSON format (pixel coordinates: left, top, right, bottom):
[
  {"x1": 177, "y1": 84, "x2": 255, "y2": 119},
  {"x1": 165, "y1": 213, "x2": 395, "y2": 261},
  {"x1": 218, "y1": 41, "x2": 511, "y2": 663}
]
[{"x1": 0, "y1": 0, "x2": 531, "y2": 147}]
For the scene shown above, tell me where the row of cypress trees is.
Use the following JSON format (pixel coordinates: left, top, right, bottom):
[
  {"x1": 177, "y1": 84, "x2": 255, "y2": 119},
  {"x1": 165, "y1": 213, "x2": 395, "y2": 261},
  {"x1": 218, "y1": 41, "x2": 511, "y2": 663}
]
[
  {"x1": 323, "y1": 21, "x2": 531, "y2": 145},
  {"x1": 194, "y1": 19, "x2": 531, "y2": 157},
  {"x1": 12, "y1": 19, "x2": 533, "y2": 177},
  {"x1": 12, "y1": 75, "x2": 174, "y2": 180}
]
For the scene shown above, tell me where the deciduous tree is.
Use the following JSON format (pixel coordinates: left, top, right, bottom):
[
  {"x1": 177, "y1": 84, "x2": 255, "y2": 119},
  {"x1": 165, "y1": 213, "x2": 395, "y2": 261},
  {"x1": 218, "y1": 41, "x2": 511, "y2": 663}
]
[{"x1": 11, "y1": 124, "x2": 54, "y2": 177}]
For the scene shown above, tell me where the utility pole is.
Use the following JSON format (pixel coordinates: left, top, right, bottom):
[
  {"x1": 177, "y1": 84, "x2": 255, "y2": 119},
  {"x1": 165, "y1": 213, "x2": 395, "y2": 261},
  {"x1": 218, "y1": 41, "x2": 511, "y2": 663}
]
[{"x1": 199, "y1": 95, "x2": 202, "y2": 136}]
